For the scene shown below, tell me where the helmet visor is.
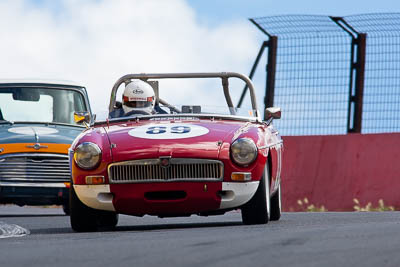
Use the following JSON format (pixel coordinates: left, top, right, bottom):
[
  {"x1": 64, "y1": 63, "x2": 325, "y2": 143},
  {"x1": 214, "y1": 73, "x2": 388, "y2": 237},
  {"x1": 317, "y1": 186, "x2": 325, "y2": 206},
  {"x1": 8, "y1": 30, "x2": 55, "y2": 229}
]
[
  {"x1": 123, "y1": 96, "x2": 153, "y2": 108},
  {"x1": 123, "y1": 101, "x2": 152, "y2": 108}
]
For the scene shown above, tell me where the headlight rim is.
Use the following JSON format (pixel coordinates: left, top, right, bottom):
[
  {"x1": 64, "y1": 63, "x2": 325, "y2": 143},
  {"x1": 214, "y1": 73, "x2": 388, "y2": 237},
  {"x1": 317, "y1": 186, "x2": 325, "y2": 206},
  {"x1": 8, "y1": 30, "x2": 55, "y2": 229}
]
[
  {"x1": 73, "y1": 142, "x2": 102, "y2": 170},
  {"x1": 230, "y1": 138, "x2": 258, "y2": 167}
]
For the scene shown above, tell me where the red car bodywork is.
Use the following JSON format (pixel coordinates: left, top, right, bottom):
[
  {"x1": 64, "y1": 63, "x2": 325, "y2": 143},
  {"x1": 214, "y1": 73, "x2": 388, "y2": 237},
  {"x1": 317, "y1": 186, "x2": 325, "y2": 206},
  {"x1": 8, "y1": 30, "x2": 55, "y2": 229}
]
[
  {"x1": 69, "y1": 72, "x2": 283, "y2": 231},
  {"x1": 71, "y1": 118, "x2": 281, "y2": 216}
]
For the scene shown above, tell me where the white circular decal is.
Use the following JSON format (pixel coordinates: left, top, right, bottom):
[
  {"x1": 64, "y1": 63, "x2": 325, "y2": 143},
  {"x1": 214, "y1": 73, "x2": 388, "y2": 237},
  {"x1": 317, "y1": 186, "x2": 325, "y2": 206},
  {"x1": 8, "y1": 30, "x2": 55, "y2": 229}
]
[
  {"x1": 8, "y1": 127, "x2": 58, "y2": 135},
  {"x1": 128, "y1": 124, "x2": 209, "y2": 139}
]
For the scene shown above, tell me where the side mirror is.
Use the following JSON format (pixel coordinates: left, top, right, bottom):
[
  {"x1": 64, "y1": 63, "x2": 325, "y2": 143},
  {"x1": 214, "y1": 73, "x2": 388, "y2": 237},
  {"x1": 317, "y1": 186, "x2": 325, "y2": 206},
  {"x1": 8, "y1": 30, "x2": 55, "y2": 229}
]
[
  {"x1": 74, "y1": 111, "x2": 91, "y2": 124},
  {"x1": 265, "y1": 107, "x2": 281, "y2": 120}
]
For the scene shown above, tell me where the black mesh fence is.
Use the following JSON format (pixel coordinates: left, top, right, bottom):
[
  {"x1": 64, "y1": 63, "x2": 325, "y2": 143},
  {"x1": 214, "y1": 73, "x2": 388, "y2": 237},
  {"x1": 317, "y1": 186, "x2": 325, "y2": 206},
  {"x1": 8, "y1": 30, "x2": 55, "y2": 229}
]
[
  {"x1": 344, "y1": 13, "x2": 400, "y2": 133},
  {"x1": 249, "y1": 13, "x2": 400, "y2": 135}
]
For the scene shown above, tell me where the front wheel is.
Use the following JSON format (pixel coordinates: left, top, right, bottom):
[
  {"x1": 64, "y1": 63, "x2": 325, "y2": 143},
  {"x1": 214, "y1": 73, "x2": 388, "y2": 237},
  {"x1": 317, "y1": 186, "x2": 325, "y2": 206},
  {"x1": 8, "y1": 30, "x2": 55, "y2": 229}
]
[
  {"x1": 241, "y1": 165, "x2": 270, "y2": 225},
  {"x1": 70, "y1": 185, "x2": 118, "y2": 232},
  {"x1": 270, "y1": 183, "x2": 281, "y2": 221}
]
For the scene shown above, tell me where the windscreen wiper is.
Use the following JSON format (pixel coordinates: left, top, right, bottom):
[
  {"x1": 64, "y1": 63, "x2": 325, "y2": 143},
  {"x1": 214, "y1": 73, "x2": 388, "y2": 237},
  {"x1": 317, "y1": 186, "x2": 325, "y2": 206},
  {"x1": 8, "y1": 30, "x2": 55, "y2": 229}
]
[{"x1": 0, "y1": 120, "x2": 13, "y2": 125}]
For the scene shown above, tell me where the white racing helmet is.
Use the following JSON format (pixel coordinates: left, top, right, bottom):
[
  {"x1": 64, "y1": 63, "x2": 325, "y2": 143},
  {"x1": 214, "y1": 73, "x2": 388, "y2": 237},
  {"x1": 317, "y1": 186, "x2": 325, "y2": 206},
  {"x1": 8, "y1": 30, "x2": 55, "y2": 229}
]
[{"x1": 122, "y1": 80, "x2": 155, "y2": 115}]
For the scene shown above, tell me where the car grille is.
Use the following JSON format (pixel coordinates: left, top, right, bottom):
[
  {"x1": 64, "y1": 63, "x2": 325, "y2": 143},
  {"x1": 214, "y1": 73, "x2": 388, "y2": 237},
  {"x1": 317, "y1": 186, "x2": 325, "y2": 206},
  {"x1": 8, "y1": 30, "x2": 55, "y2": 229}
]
[
  {"x1": 0, "y1": 153, "x2": 70, "y2": 184},
  {"x1": 108, "y1": 158, "x2": 224, "y2": 183}
]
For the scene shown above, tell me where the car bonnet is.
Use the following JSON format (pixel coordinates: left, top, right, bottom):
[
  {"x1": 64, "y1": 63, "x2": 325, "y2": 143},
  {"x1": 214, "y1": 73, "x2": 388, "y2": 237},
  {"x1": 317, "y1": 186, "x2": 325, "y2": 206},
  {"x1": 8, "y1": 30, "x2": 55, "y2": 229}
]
[
  {"x1": 104, "y1": 119, "x2": 252, "y2": 162},
  {"x1": 0, "y1": 123, "x2": 84, "y2": 155}
]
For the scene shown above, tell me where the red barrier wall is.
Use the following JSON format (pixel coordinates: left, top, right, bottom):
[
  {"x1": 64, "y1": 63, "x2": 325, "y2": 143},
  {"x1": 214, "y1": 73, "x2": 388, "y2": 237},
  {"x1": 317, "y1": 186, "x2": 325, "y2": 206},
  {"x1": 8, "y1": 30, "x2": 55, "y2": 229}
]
[{"x1": 281, "y1": 133, "x2": 400, "y2": 211}]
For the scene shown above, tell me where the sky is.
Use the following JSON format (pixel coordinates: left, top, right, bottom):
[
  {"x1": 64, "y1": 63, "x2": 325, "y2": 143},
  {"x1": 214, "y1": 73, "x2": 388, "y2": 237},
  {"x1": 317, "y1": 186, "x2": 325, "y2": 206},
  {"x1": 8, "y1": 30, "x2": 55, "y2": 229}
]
[{"x1": 0, "y1": 0, "x2": 398, "y2": 114}]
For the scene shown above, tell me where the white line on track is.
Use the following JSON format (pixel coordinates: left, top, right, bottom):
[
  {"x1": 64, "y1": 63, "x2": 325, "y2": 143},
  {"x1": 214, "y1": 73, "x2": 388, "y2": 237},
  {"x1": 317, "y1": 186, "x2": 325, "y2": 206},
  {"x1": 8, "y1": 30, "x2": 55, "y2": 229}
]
[{"x1": 0, "y1": 221, "x2": 30, "y2": 239}]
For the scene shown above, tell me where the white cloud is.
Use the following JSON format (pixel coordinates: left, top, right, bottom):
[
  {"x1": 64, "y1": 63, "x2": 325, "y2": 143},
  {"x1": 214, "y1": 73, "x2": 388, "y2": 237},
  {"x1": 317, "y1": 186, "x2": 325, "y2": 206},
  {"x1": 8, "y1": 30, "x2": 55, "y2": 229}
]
[{"x1": 0, "y1": 0, "x2": 261, "y2": 114}]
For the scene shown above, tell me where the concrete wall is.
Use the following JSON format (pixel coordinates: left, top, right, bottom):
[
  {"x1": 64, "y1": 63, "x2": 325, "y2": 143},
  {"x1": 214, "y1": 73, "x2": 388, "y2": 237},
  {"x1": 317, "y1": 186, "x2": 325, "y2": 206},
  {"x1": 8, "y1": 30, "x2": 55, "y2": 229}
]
[{"x1": 281, "y1": 133, "x2": 400, "y2": 211}]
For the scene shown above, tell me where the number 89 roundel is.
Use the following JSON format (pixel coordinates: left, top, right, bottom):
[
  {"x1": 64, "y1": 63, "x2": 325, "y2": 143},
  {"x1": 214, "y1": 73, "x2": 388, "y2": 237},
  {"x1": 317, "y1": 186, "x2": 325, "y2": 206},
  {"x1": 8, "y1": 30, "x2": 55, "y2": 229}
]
[{"x1": 128, "y1": 124, "x2": 209, "y2": 139}]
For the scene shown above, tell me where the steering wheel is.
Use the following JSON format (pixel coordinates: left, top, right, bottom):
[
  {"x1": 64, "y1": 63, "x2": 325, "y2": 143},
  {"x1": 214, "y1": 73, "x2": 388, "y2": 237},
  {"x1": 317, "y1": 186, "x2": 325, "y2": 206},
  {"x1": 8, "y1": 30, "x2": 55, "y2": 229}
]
[{"x1": 123, "y1": 110, "x2": 152, "y2": 117}]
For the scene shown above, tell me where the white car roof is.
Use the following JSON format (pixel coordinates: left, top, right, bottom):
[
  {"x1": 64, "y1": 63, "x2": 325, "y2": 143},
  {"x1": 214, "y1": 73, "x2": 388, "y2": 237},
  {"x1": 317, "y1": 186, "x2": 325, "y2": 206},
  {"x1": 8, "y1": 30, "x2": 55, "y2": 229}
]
[{"x1": 0, "y1": 79, "x2": 84, "y2": 87}]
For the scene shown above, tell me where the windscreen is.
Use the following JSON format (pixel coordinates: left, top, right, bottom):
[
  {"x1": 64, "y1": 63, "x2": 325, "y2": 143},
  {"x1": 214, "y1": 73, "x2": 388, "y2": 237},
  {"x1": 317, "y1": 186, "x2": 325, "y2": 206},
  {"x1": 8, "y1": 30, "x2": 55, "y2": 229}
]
[
  {"x1": 101, "y1": 77, "x2": 259, "y2": 121},
  {"x1": 0, "y1": 87, "x2": 87, "y2": 125}
]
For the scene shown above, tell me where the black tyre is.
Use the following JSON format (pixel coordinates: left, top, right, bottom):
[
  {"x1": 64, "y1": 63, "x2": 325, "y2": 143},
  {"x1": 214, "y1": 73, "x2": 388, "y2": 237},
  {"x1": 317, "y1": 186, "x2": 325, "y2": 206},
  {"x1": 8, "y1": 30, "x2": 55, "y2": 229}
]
[
  {"x1": 70, "y1": 185, "x2": 118, "y2": 232},
  {"x1": 241, "y1": 165, "x2": 270, "y2": 225},
  {"x1": 62, "y1": 201, "x2": 70, "y2": 215},
  {"x1": 97, "y1": 212, "x2": 119, "y2": 229},
  {"x1": 70, "y1": 184, "x2": 98, "y2": 232},
  {"x1": 270, "y1": 183, "x2": 281, "y2": 221}
]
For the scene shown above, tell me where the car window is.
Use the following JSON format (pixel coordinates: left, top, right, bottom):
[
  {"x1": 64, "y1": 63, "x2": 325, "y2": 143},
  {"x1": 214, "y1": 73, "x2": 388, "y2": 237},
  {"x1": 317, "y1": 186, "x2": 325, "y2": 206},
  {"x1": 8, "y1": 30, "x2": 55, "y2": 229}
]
[{"x1": 0, "y1": 87, "x2": 87, "y2": 125}]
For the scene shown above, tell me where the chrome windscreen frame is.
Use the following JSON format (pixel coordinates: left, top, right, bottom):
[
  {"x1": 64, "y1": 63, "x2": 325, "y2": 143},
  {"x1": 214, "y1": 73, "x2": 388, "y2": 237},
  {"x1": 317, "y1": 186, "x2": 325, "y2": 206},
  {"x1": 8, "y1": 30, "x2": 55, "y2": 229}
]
[{"x1": 106, "y1": 72, "x2": 262, "y2": 124}]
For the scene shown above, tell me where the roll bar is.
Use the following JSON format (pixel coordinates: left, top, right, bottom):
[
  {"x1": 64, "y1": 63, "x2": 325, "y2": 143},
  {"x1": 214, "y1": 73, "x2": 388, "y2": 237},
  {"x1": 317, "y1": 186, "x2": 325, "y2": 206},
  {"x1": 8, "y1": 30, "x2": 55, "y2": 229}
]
[{"x1": 108, "y1": 72, "x2": 260, "y2": 119}]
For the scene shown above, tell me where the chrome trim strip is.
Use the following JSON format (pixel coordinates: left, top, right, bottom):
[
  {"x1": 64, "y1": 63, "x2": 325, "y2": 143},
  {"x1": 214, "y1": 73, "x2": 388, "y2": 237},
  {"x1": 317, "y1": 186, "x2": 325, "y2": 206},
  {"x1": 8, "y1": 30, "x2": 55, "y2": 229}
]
[
  {"x1": 109, "y1": 158, "x2": 222, "y2": 166},
  {"x1": 98, "y1": 113, "x2": 259, "y2": 126},
  {"x1": 0, "y1": 182, "x2": 67, "y2": 188},
  {"x1": 25, "y1": 144, "x2": 49, "y2": 150},
  {"x1": 0, "y1": 153, "x2": 68, "y2": 159},
  {"x1": 0, "y1": 121, "x2": 85, "y2": 129},
  {"x1": 0, "y1": 80, "x2": 83, "y2": 87},
  {"x1": 258, "y1": 140, "x2": 284, "y2": 150}
]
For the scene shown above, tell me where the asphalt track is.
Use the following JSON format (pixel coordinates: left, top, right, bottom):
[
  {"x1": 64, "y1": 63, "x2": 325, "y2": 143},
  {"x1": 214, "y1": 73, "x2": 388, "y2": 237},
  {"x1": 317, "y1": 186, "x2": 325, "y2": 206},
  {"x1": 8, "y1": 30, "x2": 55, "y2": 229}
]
[{"x1": 1, "y1": 206, "x2": 400, "y2": 267}]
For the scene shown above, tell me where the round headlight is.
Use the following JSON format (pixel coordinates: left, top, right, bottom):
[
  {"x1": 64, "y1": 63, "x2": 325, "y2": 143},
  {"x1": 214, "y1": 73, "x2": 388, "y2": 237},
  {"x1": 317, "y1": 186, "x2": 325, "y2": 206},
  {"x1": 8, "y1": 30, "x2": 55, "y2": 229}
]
[
  {"x1": 73, "y1": 142, "x2": 102, "y2": 170},
  {"x1": 231, "y1": 138, "x2": 258, "y2": 166}
]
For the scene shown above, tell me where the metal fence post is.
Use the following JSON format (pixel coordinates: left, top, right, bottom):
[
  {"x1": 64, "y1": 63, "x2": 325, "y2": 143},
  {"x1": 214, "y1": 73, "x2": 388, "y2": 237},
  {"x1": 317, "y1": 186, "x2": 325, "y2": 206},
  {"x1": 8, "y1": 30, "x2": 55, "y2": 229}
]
[
  {"x1": 237, "y1": 41, "x2": 268, "y2": 108},
  {"x1": 236, "y1": 37, "x2": 278, "y2": 119},
  {"x1": 352, "y1": 33, "x2": 366, "y2": 133},
  {"x1": 265, "y1": 36, "x2": 278, "y2": 110},
  {"x1": 237, "y1": 19, "x2": 278, "y2": 120},
  {"x1": 331, "y1": 17, "x2": 367, "y2": 133}
]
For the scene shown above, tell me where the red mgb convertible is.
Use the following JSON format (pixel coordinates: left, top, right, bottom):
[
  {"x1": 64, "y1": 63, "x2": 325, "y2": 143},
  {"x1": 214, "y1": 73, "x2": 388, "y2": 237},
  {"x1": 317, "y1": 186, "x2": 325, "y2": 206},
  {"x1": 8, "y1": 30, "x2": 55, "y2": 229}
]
[{"x1": 69, "y1": 72, "x2": 283, "y2": 232}]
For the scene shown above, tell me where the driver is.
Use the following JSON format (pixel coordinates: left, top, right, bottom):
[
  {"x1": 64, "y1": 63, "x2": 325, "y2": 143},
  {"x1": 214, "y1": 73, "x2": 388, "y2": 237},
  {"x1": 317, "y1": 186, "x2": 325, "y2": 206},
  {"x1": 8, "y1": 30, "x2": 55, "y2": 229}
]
[
  {"x1": 109, "y1": 80, "x2": 156, "y2": 118},
  {"x1": 122, "y1": 80, "x2": 155, "y2": 115}
]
